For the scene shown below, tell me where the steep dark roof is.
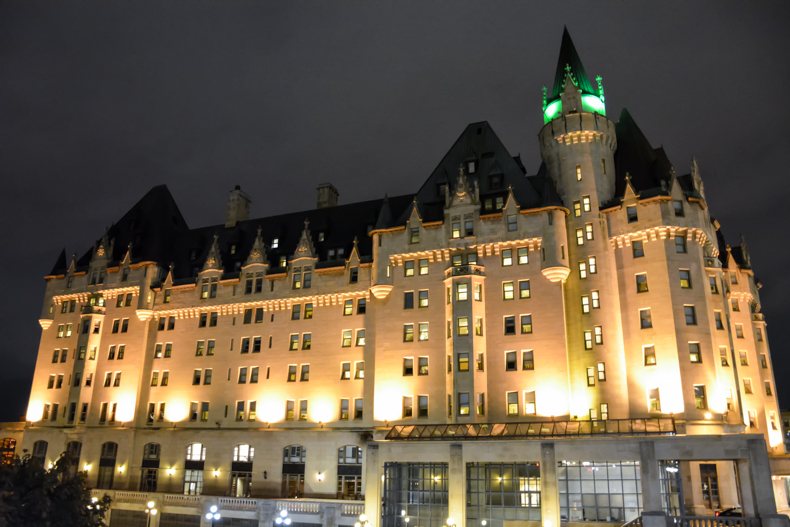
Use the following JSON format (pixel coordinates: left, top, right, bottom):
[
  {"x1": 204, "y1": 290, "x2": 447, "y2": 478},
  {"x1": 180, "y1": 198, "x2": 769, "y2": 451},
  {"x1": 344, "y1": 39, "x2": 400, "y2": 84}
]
[
  {"x1": 406, "y1": 121, "x2": 543, "y2": 223},
  {"x1": 611, "y1": 108, "x2": 675, "y2": 202},
  {"x1": 48, "y1": 249, "x2": 68, "y2": 276},
  {"x1": 550, "y1": 27, "x2": 596, "y2": 99}
]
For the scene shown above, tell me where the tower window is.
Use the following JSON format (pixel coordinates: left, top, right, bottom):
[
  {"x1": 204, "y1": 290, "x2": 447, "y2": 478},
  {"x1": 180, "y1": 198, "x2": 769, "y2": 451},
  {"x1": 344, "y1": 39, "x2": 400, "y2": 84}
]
[
  {"x1": 626, "y1": 206, "x2": 638, "y2": 223},
  {"x1": 575, "y1": 165, "x2": 582, "y2": 181}
]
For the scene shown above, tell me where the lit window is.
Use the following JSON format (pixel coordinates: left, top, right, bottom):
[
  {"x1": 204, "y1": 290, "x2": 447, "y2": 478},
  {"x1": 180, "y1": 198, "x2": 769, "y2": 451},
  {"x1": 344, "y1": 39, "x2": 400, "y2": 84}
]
[
  {"x1": 588, "y1": 256, "x2": 597, "y2": 273},
  {"x1": 576, "y1": 229, "x2": 584, "y2": 246},
  {"x1": 418, "y1": 258, "x2": 429, "y2": 275},
  {"x1": 289, "y1": 334, "x2": 299, "y2": 351},
  {"x1": 597, "y1": 362, "x2": 606, "y2": 381},
  {"x1": 644, "y1": 345, "x2": 656, "y2": 366},
  {"x1": 694, "y1": 385, "x2": 707, "y2": 409},
  {"x1": 455, "y1": 283, "x2": 468, "y2": 301},
  {"x1": 575, "y1": 165, "x2": 582, "y2": 181},
  {"x1": 573, "y1": 201, "x2": 581, "y2": 217},
  {"x1": 522, "y1": 350, "x2": 534, "y2": 371},
  {"x1": 585, "y1": 223, "x2": 594, "y2": 240},
  {"x1": 355, "y1": 330, "x2": 365, "y2": 346},
  {"x1": 355, "y1": 361, "x2": 364, "y2": 379},
  {"x1": 586, "y1": 367, "x2": 595, "y2": 386},
  {"x1": 506, "y1": 392, "x2": 519, "y2": 416},
  {"x1": 583, "y1": 330, "x2": 593, "y2": 350},
  {"x1": 457, "y1": 317, "x2": 469, "y2": 336},
  {"x1": 591, "y1": 290, "x2": 600, "y2": 308},
  {"x1": 636, "y1": 273, "x2": 649, "y2": 293},
  {"x1": 689, "y1": 342, "x2": 702, "y2": 363},
  {"x1": 582, "y1": 195, "x2": 591, "y2": 212},
  {"x1": 520, "y1": 314, "x2": 533, "y2": 334},
  {"x1": 402, "y1": 396, "x2": 413, "y2": 418},
  {"x1": 739, "y1": 351, "x2": 748, "y2": 366},
  {"x1": 519, "y1": 280, "x2": 530, "y2": 299},
  {"x1": 719, "y1": 347, "x2": 729, "y2": 367},
  {"x1": 340, "y1": 362, "x2": 351, "y2": 380},
  {"x1": 743, "y1": 378, "x2": 752, "y2": 394},
  {"x1": 517, "y1": 247, "x2": 528, "y2": 264},
  {"x1": 679, "y1": 269, "x2": 692, "y2": 289},
  {"x1": 458, "y1": 353, "x2": 469, "y2": 372},
  {"x1": 418, "y1": 290, "x2": 429, "y2": 308},
  {"x1": 502, "y1": 282, "x2": 515, "y2": 300},
  {"x1": 403, "y1": 324, "x2": 414, "y2": 342},
  {"x1": 524, "y1": 391, "x2": 536, "y2": 415},
  {"x1": 581, "y1": 295, "x2": 590, "y2": 314},
  {"x1": 343, "y1": 300, "x2": 353, "y2": 316},
  {"x1": 579, "y1": 262, "x2": 587, "y2": 279},
  {"x1": 404, "y1": 260, "x2": 415, "y2": 277},
  {"x1": 649, "y1": 388, "x2": 661, "y2": 412},
  {"x1": 341, "y1": 330, "x2": 352, "y2": 347},
  {"x1": 418, "y1": 323, "x2": 429, "y2": 341},
  {"x1": 501, "y1": 249, "x2": 513, "y2": 266}
]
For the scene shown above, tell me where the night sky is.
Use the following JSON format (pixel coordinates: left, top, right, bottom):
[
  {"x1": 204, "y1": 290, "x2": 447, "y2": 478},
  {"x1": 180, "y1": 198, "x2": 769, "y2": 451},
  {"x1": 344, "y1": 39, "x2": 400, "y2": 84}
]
[{"x1": 1, "y1": 1, "x2": 789, "y2": 421}]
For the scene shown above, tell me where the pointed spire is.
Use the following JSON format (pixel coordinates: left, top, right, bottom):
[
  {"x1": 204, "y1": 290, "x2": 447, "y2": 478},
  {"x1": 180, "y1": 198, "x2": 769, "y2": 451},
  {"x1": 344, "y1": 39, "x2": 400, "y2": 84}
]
[
  {"x1": 293, "y1": 219, "x2": 316, "y2": 259},
  {"x1": 407, "y1": 196, "x2": 422, "y2": 224},
  {"x1": 163, "y1": 262, "x2": 175, "y2": 285},
  {"x1": 503, "y1": 184, "x2": 520, "y2": 210},
  {"x1": 49, "y1": 249, "x2": 68, "y2": 276},
  {"x1": 68, "y1": 253, "x2": 77, "y2": 274},
  {"x1": 202, "y1": 234, "x2": 223, "y2": 271},
  {"x1": 121, "y1": 242, "x2": 133, "y2": 265},
  {"x1": 456, "y1": 163, "x2": 470, "y2": 198},
  {"x1": 245, "y1": 226, "x2": 267, "y2": 266},
  {"x1": 375, "y1": 195, "x2": 393, "y2": 230},
  {"x1": 95, "y1": 232, "x2": 111, "y2": 260},
  {"x1": 551, "y1": 27, "x2": 595, "y2": 99},
  {"x1": 623, "y1": 172, "x2": 638, "y2": 200},
  {"x1": 347, "y1": 236, "x2": 361, "y2": 264}
]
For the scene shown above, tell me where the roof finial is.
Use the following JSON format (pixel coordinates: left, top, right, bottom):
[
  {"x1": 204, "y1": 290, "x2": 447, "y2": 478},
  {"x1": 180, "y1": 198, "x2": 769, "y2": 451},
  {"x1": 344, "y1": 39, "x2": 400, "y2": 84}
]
[
  {"x1": 293, "y1": 218, "x2": 316, "y2": 259},
  {"x1": 245, "y1": 226, "x2": 267, "y2": 266},
  {"x1": 202, "y1": 234, "x2": 223, "y2": 271}
]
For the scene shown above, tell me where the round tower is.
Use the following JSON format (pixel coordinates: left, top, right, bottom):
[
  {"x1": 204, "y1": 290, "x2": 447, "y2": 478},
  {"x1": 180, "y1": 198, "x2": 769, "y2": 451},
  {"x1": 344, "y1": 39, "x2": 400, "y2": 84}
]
[{"x1": 538, "y1": 28, "x2": 628, "y2": 420}]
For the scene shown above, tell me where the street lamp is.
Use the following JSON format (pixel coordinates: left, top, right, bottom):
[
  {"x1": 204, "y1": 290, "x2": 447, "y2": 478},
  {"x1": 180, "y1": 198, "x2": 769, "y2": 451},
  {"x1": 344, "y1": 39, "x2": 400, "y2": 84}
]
[
  {"x1": 205, "y1": 504, "x2": 221, "y2": 526},
  {"x1": 145, "y1": 500, "x2": 158, "y2": 527},
  {"x1": 275, "y1": 509, "x2": 292, "y2": 525},
  {"x1": 354, "y1": 513, "x2": 369, "y2": 527}
]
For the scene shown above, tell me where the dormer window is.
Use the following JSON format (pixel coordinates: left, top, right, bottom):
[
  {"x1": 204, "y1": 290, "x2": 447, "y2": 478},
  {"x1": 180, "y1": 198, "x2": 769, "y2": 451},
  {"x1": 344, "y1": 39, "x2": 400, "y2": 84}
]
[
  {"x1": 451, "y1": 218, "x2": 461, "y2": 239},
  {"x1": 673, "y1": 200, "x2": 684, "y2": 217},
  {"x1": 121, "y1": 267, "x2": 129, "y2": 282},
  {"x1": 464, "y1": 215, "x2": 474, "y2": 236},
  {"x1": 278, "y1": 256, "x2": 287, "y2": 268},
  {"x1": 349, "y1": 267, "x2": 359, "y2": 284},
  {"x1": 409, "y1": 227, "x2": 420, "y2": 244},
  {"x1": 200, "y1": 277, "x2": 218, "y2": 299},
  {"x1": 437, "y1": 183, "x2": 448, "y2": 198},
  {"x1": 488, "y1": 174, "x2": 503, "y2": 190},
  {"x1": 230, "y1": 244, "x2": 236, "y2": 255},
  {"x1": 495, "y1": 196, "x2": 504, "y2": 210},
  {"x1": 337, "y1": 248, "x2": 345, "y2": 258},
  {"x1": 467, "y1": 160, "x2": 477, "y2": 174},
  {"x1": 271, "y1": 238, "x2": 279, "y2": 249}
]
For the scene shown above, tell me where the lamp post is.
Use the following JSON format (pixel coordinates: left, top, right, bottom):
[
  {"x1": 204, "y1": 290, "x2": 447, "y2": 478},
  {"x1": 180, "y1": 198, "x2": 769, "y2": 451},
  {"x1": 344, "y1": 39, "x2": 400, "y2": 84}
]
[
  {"x1": 274, "y1": 509, "x2": 292, "y2": 525},
  {"x1": 205, "y1": 504, "x2": 221, "y2": 526},
  {"x1": 144, "y1": 500, "x2": 158, "y2": 527}
]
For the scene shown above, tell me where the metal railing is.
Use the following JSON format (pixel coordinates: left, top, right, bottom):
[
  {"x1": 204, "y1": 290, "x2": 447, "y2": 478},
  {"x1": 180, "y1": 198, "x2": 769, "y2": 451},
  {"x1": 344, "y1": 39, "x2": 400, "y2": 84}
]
[
  {"x1": 671, "y1": 516, "x2": 760, "y2": 527},
  {"x1": 386, "y1": 418, "x2": 676, "y2": 441}
]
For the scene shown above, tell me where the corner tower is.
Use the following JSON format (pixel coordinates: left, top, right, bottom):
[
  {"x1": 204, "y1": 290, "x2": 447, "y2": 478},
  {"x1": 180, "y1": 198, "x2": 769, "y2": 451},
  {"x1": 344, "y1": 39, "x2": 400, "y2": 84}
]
[{"x1": 539, "y1": 29, "x2": 627, "y2": 420}]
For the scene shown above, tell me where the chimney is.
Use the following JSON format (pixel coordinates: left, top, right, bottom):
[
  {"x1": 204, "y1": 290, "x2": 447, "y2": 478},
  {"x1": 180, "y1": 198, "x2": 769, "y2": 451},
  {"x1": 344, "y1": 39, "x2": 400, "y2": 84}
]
[
  {"x1": 225, "y1": 185, "x2": 251, "y2": 228},
  {"x1": 316, "y1": 183, "x2": 339, "y2": 209}
]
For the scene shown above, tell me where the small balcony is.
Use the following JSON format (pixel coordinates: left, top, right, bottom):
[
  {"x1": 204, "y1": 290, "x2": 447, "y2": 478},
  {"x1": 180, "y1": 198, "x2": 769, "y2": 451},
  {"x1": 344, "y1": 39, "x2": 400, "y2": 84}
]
[{"x1": 444, "y1": 264, "x2": 485, "y2": 278}]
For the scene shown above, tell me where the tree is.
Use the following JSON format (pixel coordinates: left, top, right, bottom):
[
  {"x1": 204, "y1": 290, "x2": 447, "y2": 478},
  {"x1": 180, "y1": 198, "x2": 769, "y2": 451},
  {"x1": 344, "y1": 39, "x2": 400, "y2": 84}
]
[{"x1": 0, "y1": 453, "x2": 111, "y2": 526}]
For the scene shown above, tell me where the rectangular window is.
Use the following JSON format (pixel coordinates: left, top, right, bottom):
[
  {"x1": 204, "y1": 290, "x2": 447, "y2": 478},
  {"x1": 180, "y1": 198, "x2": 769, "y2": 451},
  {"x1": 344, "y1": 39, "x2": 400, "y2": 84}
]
[
  {"x1": 520, "y1": 314, "x2": 533, "y2": 334},
  {"x1": 340, "y1": 362, "x2": 351, "y2": 380},
  {"x1": 731, "y1": 299, "x2": 740, "y2": 312},
  {"x1": 522, "y1": 350, "x2": 534, "y2": 370},
  {"x1": 476, "y1": 352, "x2": 485, "y2": 372},
  {"x1": 502, "y1": 281, "x2": 514, "y2": 300},
  {"x1": 404, "y1": 260, "x2": 415, "y2": 277},
  {"x1": 636, "y1": 273, "x2": 649, "y2": 293},
  {"x1": 597, "y1": 362, "x2": 606, "y2": 381},
  {"x1": 518, "y1": 247, "x2": 529, "y2": 264},
  {"x1": 575, "y1": 165, "x2": 582, "y2": 181},
  {"x1": 675, "y1": 235, "x2": 687, "y2": 253},
  {"x1": 342, "y1": 329, "x2": 353, "y2": 347},
  {"x1": 644, "y1": 345, "x2": 657, "y2": 366},
  {"x1": 587, "y1": 367, "x2": 596, "y2": 386},
  {"x1": 576, "y1": 228, "x2": 584, "y2": 246},
  {"x1": 639, "y1": 307, "x2": 653, "y2": 329},
  {"x1": 403, "y1": 324, "x2": 414, "y2": 342},
  {"x1": 573, "y1": 201, "x2": 581, "y2": 217},
  {"x1": 474, "y1": 317, "x2": 483, "y2": 336},
  {"x1": 354, "y1": 399, "x2": 363, "y2": 420},
  {"x1": 418, "y1": 356, "x2": 429, "y2": 375},
  {"x1": 402, "y1": 396, "x2": 413, "y2": 418},
  {"x1": 649, "y1": 388, "x2": 661, "y2": 412},
  {"x1": 418, "y1": 258, "x2": 429, "y2": 275},
  {"x1": 739, "y1": 351, "x2": 748, "y2": 366},
  {"x1": 505, "y1": 351, "x2": 517, "y2": 371},
  {"x1": 417, "y1": 395, "x2": 428, "y2": 418},
  {"x1": 457, "y1": 317, "x2": 469, "y2": 336},
  {"x1": 455, "y1": 283, "x2": 468, "y2": 301},
  {"x1": 418, "y1": 323, "x2": 429, "y2": 341},
  {"x1": 304, "y1": 303, "x2": 314, "y2": 319},
  {"x1": 458, "y1": 353, "x2": 469, "y2": 372},
  {"x1": 579, "y1": 261, "x2": 587, "y2": 279},
  {"x1": 302, "y1": 333, "x2": 312, "y2": 350},
  {"x1": 694, "y1": 385, "x2": 707, "y2": 410},
  {"x1": 517, "y1": 280, "x2": 531, "y2": 300},
  {"x1": 418, "y1": 290, "x2": 429, "y2": 308},
  {"x1": 719, "y1": 346, "x2": 729, "y2": 367},
  {"x1": 626, "y1": 206, "x2": 638, "y2": 223},
  {"x1": 689, "y1": 342, "x2": 702, "y2": 363},
  {"x1": 501, "y1": 249, "x2": 513, "y2": 266},
  {"x1": 759, "y1": 353, "x2": 768, "y2": 369},
  {"x1": 506, "y1": 214, "x2": 517, "y2": 232},
  {"x1": 355, "y1": 330, "x2": 365, "y2": 346},
  {"x1": 679, "y1": 269, "x2": 692, "y2": 289},
  {"x1": 504, "y1": 316, "x2": 516, "y2": 335},
  {"x1": 506, "y1": 392, "x2": 519, "y2": 416},
  {"x1": 523, "y1": 391, "x2": 536, "y2": 415},
  {"x1": 583, "y1": 330, "x2": 593, "y2": 350},
  {"x1": 581, "y1": 295, "x2": 590, "y2": 314},
  {"x1": 632, "y1": 240, "x2": 645, "y2": 258},
  {"x1": 735, "y1": 324, "x2": 744, "y2": 338},
  {"x1": 673, "y1": 200, "x2": 684, "y2": 217},
  {"x1": 403, "y1": 357, "x2": 414, "y2": 376},
  {"x1": 593, "y1": 326, "x2": 603, "y2": 344},
  {"x1": 339, "y1": 399, "x2": 350, "y2": 420},
  {"x1": 585, "y1": 223, "x2": 594, "y2": 240},
  {"x1": 743, "y1": 378, "x2": 753, "y2": 394},
  {"x1": 354, "y1": 361, "x2": 365, "y2": 379},
  {"x1": 588, "y1": 256, "x2": 597, "y2": 274},
  {"x1": 684, "y1": 305, "x2": 697, "y2": 325},
  {"x1": 300, "y1": 364, "x2": 310, "y2": 382},
  {"x1": 458, "y1": 392, "x2": 470, "y2": 415},
  {"x1": 289, "y1": 334, "x2": 299, "y2": 351},
  {"x1": 287, "y1": 365, "x2": 297, "y2": 382},
  {"x1": 709, "y1": 275, "x2": 719, "y2": 294},
  {"x1": 764, "y1": 381, "x2": 773, "y2": 397},
  {"x1": 714, "y1": 311, "x2": 724, "y2": 330},
  {"x1": 343, "y1": 299, "x2": 353, "y2": 316},
  {"x1": 591, "y1": 290, "x2": 600, "y2": 309}
]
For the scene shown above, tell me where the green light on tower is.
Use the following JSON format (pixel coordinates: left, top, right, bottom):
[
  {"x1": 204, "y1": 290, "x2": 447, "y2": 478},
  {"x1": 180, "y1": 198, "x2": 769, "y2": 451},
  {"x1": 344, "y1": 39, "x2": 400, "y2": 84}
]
[{"x1": 543, "y1": 99, "x2": 562, "y2": 123}]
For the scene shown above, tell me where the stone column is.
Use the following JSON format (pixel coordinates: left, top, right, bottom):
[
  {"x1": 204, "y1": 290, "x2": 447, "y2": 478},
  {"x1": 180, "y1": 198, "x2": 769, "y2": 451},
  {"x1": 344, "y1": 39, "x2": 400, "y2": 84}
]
[
  {"x1": 321, "y1": 503, "x2": 339, "y2": 527},
  {"x1": 540, "y1": 442, "x2": 560, "y2": 527},
  {"x1": 737, "y1": 459, "x2": 756, "y2": 517},
  {"x1": 448, "y1": 443, "x2": 465, "y2": 527},
  {"x1": 640, "y1": 441, "x2": 668, "y2": 527},
  {"x1": 258, "y1": 500, "x2": 277, "y2": 527},
  {"x1": 364, "y1": 444, "x2": 381, "y2": 526},
  {"x1": 745, "y1": 438, "x2": 789, "y2": 527}
]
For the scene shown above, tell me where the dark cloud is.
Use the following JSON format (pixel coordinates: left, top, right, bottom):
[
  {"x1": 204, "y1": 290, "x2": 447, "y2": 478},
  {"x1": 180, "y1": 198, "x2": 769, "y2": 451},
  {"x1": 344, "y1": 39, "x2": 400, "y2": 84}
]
[{"x1": 1, "y1": 1, "x2": 789, "y2": 420}]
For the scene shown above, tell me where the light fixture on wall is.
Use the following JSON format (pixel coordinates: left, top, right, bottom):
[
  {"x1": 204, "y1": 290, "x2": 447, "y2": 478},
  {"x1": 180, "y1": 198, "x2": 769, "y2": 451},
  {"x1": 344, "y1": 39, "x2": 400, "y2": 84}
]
[
  {"x1": 212, "y1": 468, "x2": 221, "y2": 478},
  {"x1": 166, "y1": 467, "x2": 176, "y2": 476},
  {"x1": 316, "y1": 471, "x2": 324, "y2": 482}
]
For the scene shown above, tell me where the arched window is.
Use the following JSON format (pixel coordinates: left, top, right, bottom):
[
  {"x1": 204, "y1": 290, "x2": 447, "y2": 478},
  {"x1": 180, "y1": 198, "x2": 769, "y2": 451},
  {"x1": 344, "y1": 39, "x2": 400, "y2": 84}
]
[
  {"x1": 282, "y1": 445, "x2": 306, "y2": 498},
  {"x1": 231, "y1": 444, "x2": 255, "y2": 497},
  {"x1": 32, "y1": 440, "x2": 48, "y2": 465},
  {"x1": 140, "y1": 443, "x2": 160, "y2": 492},
  {"x1": 184, "y1": 443, "x2": 205, "y2": 495},
  {"x1": 0, "y1": 438, "x2": 16, "y2": 465},
  {"x1": 97, "y1": 442, "x2": 118, "y2": 489},
  {"x1": 337, "y1": 445, "x2": 363, "y2": 500}
]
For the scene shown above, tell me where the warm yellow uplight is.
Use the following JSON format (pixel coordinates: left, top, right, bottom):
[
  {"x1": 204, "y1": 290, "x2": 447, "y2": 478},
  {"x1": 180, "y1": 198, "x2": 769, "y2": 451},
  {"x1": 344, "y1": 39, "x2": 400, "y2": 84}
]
[
  {"x1": 374, "y1": 385, "x2": 404, "y2": 421},
  {"x1": 166, "y1": 467, "x2": 176, "y2": 476},
  {"x1": 117, "y1": 464, "x2": 126, "y2": 474},
  {"x1": 26, "y1": 400, "x2": 44, "y2": 422},
  {"x1": 116, "y1": 396, "x2": 136, "y2": 422},
  {"x1": 83, "y1": 463, "x2": 92, "y2": 472},
  {"x1": 311, "y1": 399, "x2": 334, "y2": 424},
  {"x1": 537, "y1": 385, "x2": 568, "y2": 417},
  {"x1": 164, "y1": 400, "x2": 189, "y2": 422},
  {"x1": 212, "y1": 469, "x2": 221, "y2": 478},
  {"x1": 258, "y1": 395, "x2": 285, "y2": 423}
]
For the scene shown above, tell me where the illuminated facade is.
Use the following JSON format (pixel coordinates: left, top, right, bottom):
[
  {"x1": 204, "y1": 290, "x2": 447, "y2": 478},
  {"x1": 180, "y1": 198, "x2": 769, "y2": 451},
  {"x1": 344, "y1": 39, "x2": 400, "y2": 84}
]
[{"x1": 18, "y1": 29, "x2": 790, "y2": 527}]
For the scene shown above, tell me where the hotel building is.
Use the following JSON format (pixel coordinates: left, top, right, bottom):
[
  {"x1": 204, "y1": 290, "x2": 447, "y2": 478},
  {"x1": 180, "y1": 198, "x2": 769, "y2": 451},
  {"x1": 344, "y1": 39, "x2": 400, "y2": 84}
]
[{"x1": 13, "y1": 29, "x2": 790, "y2": 527}]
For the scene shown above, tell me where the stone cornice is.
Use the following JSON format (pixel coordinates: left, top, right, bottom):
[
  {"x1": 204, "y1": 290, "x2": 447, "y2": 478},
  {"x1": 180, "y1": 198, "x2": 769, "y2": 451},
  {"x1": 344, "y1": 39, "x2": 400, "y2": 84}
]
[
  {"x1": 387, "y1": 237, "x2": 542, "y2": 267},
  {"x1": 609, "y1": 226, "x2": 715, "y2": 256},
  {"x1": 52, "y1": 285, "x2": 141, "y2": 304}
]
